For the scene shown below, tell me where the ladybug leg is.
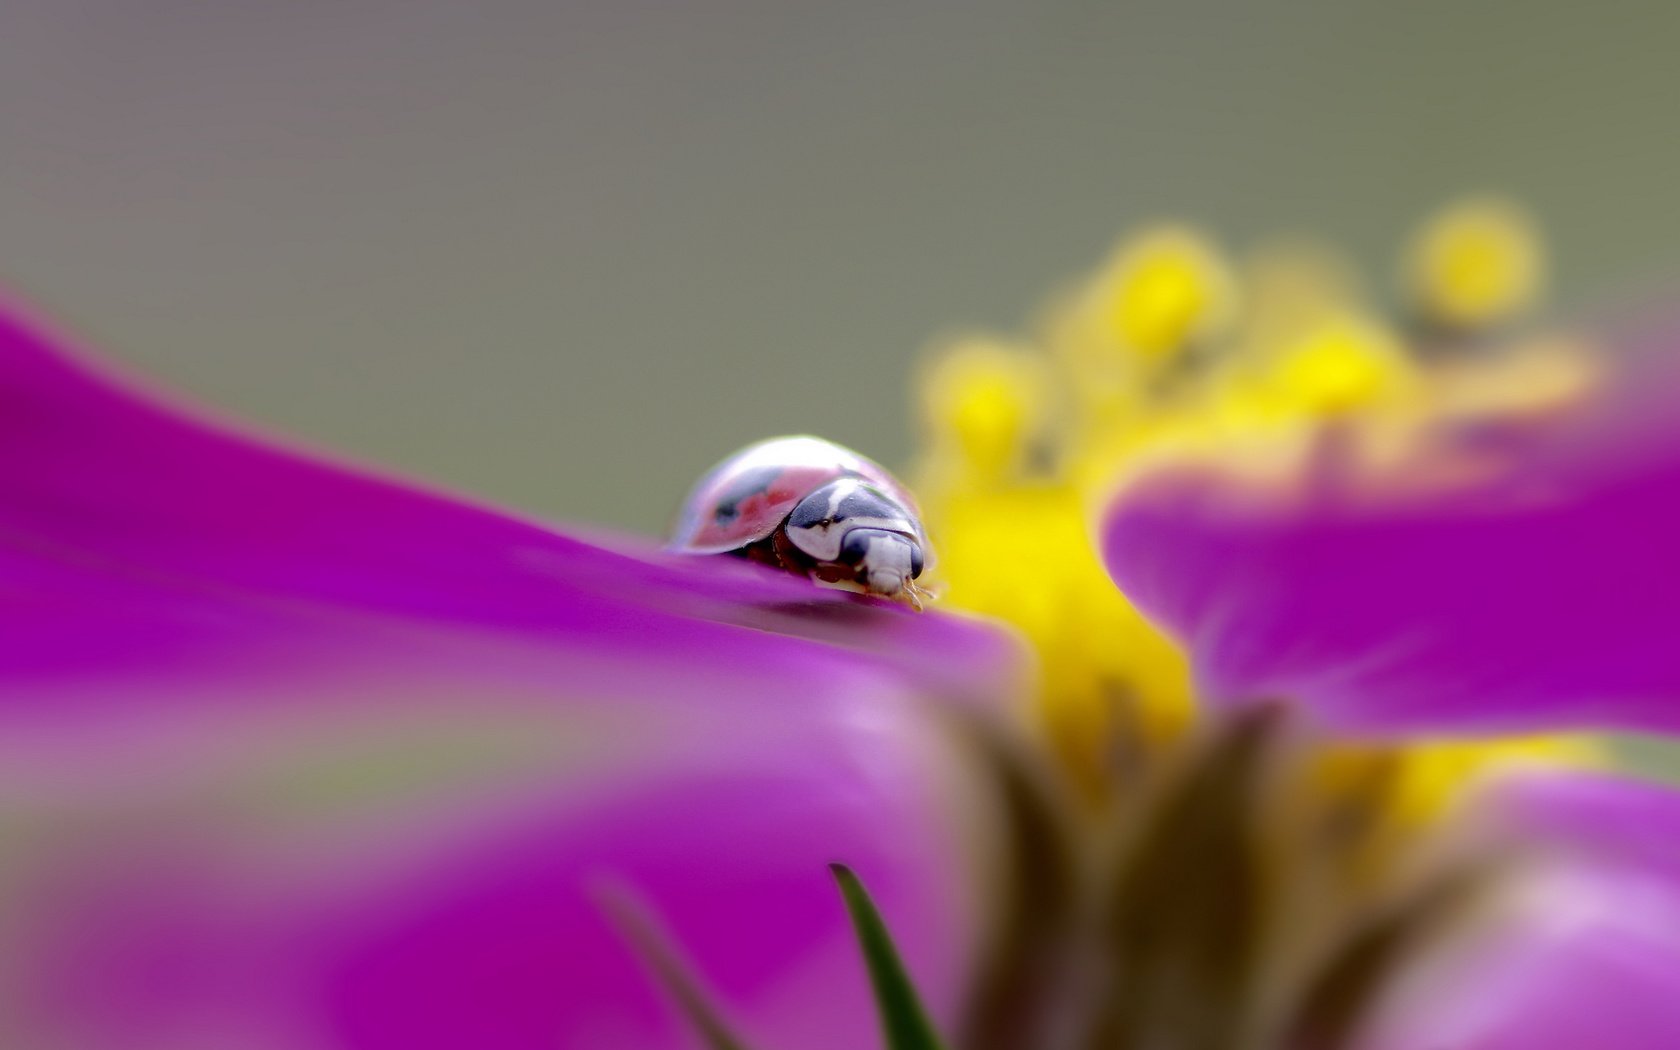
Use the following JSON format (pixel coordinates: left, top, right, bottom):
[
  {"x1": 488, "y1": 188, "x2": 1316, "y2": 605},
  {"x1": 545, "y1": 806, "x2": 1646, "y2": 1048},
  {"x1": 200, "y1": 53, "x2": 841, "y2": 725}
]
[
  {"x1": 771, "y1": 529, "x2": 820, "y2": 578},
  {"x1": 900, "y1": 578, "x2": 933, "y2": 612},
  {"x1": 731, "y1": 536, "x2": 787, "y2": 570}
]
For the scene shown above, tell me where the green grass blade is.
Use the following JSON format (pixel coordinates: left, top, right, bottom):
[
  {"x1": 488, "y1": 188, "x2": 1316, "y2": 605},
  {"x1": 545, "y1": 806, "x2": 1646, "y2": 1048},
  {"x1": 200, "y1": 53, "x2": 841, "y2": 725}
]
[
  {"x1": 830, "y1": 863, "x2": 949, "y2": 1050},
  {"x1": 597, "y1": 884, "x2": 759, "y2": 1050}
]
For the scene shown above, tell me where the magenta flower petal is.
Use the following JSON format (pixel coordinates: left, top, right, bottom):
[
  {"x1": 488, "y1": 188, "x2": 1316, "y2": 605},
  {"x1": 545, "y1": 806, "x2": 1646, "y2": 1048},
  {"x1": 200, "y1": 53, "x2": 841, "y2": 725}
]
[
  {"x1": 1484, "y1": 767, "x2": 1680, "y2": 884},
  {"x1": 1355, "y1": 867, "x2": 1680, "y2": 1050},
  {"x1": 1099, "y1": 341, "x2": 1680, "y2": 735},
  {"x1": 1352, "y1": 770, "x2": 1680, "y2": 1050},
  {"x1": 0, "y1": 299, "x2": 1020, "y2": 1049},
  {"x1": 0, "y1": 296, "x2": 1005, "y2": 698}
]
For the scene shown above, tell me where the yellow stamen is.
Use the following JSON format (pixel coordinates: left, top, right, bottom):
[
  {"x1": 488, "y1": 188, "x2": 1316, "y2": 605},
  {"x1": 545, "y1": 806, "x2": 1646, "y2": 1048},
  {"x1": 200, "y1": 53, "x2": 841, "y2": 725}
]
[
  {"x1": 920, "y1": 481, "x2": 1193, "y2": 782},
  {"x1": 1100, "y1": 228, "x2": 1235, "y2": 362},
  {"x1": 918, "y1": 339, "x2": 1052, "y2": 486},
  {"x1": 1406, "y1": 198, "x2": 1544, "y2": 331},
  {"x1": 1268, "y1": 314, "x2": 1417, "y2": 417}
]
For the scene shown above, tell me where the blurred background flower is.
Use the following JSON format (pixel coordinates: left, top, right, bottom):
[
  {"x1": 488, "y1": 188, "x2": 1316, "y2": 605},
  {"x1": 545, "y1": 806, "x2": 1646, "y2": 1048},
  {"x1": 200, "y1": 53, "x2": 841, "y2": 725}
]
[
  {"x1": 897, "y1": 199, "x2": 1680, "y2": 1049},
  {"x1": 7, "y1": 3, "x2": 1680, "y2": 1049},
  {"x1": 8, "y1": 198, "x2": 1680, "y2": 1048}
]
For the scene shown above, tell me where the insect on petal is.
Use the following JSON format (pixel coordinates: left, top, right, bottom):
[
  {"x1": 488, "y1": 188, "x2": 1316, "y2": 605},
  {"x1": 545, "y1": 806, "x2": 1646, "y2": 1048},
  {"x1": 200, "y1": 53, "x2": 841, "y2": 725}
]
[{"x1": 0, "y1": 297, "x2": 1020, "y2": 1049}]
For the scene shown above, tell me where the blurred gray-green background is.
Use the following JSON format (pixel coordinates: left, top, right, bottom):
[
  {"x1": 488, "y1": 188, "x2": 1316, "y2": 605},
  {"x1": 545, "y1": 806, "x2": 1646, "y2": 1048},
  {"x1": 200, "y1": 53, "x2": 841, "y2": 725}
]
[{"x1": 5, "y1": 0, "x2": 1680, "y2": 531}]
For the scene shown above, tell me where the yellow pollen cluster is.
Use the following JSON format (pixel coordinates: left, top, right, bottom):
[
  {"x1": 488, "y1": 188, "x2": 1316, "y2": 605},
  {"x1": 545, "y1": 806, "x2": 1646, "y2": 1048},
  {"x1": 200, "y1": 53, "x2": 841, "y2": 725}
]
[
  {"x1": 1405, "y1": 198, "x2": 1544, "y2": 331},
  {"x1": 910, "y1": 200, "x2": 1599, "y2": 798},
  {"x1": 1093, "y1": 227, "x2": 1237, "y2": 363}
]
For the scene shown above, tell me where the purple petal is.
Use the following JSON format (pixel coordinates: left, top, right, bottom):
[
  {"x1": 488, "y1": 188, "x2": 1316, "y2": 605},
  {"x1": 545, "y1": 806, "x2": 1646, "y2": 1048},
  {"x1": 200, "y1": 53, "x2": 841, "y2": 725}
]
[
  {"x1": 0, "y1": 298, "x2": 1020, "y2": 1048},
  {"x1": 1100, "y1": 339, "x2": 1680, "y2": 735},
  {"x1": 1352, "y1": 770, "x2": 1680, "y2": 1049},
  {"x1": 1354, "y1": 867, "x2": 1680, "y2": 1050},
  {"x1": 1484, "y1": 767, "x2": 1680, "y2": 885},
  {"x1": 0, "y1": 296, "x2": 1007, "y2": 699}
]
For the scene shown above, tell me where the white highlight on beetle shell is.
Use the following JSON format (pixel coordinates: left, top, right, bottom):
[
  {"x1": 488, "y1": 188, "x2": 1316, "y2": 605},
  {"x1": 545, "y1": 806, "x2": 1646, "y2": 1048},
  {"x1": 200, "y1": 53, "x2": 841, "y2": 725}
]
[{"x1": 706, "y1": 435, "x2": 876, "y2": 479}]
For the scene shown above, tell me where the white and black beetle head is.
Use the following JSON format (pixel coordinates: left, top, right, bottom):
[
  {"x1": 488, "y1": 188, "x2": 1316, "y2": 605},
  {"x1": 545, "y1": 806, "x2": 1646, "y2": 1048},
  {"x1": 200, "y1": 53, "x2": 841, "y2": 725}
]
[{"x1": 782, "y1": 476, "x2": 927, "y2": 599}]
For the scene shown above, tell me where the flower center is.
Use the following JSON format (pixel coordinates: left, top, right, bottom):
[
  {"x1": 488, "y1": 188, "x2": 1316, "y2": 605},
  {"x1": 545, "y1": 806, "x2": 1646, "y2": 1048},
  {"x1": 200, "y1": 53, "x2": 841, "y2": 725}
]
[
  {"x1": 910, "y1": 201, "x2": 1601, "y2": 1049},
  {"x1": 956, "y1": 704, "x2": 1586, "y2": 1050}
]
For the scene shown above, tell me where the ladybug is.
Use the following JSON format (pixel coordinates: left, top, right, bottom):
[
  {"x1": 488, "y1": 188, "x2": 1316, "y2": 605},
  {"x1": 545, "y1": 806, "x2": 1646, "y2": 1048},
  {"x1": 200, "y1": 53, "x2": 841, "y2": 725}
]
[{"x1": 670, "y1": 435, "x2": 932, "y2": 608}]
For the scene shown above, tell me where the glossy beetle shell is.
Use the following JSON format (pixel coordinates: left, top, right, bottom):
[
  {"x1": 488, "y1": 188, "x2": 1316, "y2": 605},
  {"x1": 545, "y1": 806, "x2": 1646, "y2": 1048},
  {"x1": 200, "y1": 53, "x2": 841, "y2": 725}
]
[
  {"x1": 670, "y1": 435, "x2": 925, "y2": 554},
  {"x1": 669, "y1": 435, "x2": 931, "y2": 604}
]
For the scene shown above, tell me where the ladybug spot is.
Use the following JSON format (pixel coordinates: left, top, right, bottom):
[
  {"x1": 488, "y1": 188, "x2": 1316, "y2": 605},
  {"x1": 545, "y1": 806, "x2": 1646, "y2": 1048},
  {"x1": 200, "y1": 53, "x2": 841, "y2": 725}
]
[{"x1": 712, "y1": 465, "x2": 784, "y2": 525}]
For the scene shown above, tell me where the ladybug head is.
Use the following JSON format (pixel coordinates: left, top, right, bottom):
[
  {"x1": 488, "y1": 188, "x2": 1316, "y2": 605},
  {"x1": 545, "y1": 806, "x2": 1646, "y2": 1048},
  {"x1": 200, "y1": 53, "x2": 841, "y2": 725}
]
[
  {"x1": 836, "y1": 527, "x2": 925, "y2": 596},
  {"x1": 785, "y1": 479, "x2": 927, "y2": 597}
]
